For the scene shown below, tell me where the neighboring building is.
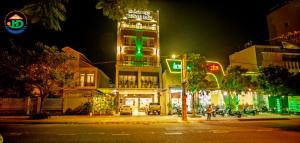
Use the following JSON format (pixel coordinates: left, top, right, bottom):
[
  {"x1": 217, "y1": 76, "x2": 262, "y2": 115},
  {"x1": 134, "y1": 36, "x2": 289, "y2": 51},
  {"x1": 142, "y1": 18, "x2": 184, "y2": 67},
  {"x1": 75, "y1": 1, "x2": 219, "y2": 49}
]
[
  {"x1": 115, "y1": 10, "x2": 162, "y2": 115},
  {"x1": 62, "y1": 47, "x2": 111, "y2": 112},
  {"x1": 162, "y1": 59, "x2": 225, "y2": 114},
  {"x1": 267, "y1": 0, "x2": 300, "y2": 45},
  {"x1": 229, "y1": 45, "x2": 300, "y2": 73}
]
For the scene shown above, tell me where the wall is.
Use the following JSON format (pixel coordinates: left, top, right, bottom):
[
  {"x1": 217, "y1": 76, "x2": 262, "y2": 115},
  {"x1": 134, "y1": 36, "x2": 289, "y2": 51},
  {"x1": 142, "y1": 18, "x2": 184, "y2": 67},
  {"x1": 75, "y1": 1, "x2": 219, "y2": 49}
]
[
  {"x1": 229, "y1": 46, "x2": 258, "y2": 72},
  {"x1": 267, "y1": 0, "x2": 300, "y2": 39}
]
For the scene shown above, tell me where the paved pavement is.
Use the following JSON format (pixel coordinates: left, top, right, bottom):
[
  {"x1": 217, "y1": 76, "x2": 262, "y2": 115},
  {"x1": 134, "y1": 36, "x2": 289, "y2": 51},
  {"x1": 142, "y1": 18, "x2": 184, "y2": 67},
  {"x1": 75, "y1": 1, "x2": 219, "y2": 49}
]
[
  {"x1": 1, "y1": 120, "x2": 300, "y2": 143},
  {"x1": 0, "y1": 113, "x2": 299, "y2": 124}
]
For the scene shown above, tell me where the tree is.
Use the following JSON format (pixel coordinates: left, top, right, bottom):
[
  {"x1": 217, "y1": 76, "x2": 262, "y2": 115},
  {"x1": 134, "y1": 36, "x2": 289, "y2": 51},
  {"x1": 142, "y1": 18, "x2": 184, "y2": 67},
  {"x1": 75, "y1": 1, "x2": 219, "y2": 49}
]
[
  {"x1": 0, "y1": 41, "x2": 36, "y2": 97},
  {"x1": 187, "y1": 53, "x2": 207, "y2": 117},
  {"x1": 96, "y1": 0, "x2": 149, "y2": 20},
  {"x1": 25, "y1": 42, "x2": 73, "y2": 112},
  {"x1": 21, "y1": 0, "x2": 69, "y2": 31},
  {"x1": 258, "y1": 65, "x2": 291, "y2": 97},
  {"x1": 221, "y1": 65, "x2": 248, "y2": 111}
]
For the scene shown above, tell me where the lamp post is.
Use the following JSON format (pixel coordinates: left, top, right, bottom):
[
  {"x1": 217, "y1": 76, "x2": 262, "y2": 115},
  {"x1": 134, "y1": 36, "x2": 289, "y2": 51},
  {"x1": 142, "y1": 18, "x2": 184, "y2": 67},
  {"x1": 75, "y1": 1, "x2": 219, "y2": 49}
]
[{"x1": 181, "y1": 54, "x2": 188, "y2": 121}]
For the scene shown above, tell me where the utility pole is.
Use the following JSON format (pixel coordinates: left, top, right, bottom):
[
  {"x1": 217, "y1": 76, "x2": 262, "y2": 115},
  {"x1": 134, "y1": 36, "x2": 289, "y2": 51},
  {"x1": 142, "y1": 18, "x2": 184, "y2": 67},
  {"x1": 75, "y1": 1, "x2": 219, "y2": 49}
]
[{"x1": 181, "y1": 54, "x2": 188, "y2": 121}]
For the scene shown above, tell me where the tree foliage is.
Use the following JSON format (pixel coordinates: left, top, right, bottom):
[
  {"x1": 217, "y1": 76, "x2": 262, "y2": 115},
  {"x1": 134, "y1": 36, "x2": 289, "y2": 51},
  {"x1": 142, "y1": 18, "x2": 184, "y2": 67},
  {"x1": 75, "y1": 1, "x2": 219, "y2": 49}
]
[
  {"x1": 258, "y1": 65, "x2": 298, "y2": 96},
  {"x1": 221, "y1": 65, "x2": 249, "y2": 110},
  {"x1": 0, "y1": 41, "x2": 73, "y2": 111},
  {"x1": 187, "y1": 54, "x2": 207, "y2": 93},
  {"x1": 222, "y1": 65, "x2": 248, "y2": 93},
  {"x1": 186, "y1": 53, "x2": 207, "y2": 116},
  {"x1": 21, "y1": 0, "x2": 69, "y2": 31},
  {"x1": 96, "y1": 0, "x2": 149, "y2": 20}
]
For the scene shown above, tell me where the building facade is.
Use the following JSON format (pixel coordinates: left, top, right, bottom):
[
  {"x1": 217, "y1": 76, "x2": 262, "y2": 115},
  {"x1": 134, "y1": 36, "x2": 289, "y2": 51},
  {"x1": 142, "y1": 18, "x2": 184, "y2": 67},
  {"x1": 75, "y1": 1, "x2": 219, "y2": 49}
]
[
  {"x1": 62, "y1": 47, "x2": 111, "y2": 112},
  {"x1": 115, "y1": 10, "x2": 162, "y2": 114},
  {"x1": 267, "y1": 0, "x2": 300, "y2": 45},
  {"x1": 162, "y1": 59, "x2": 225, "y2": 115},
  {"x1": 229, "y1": 45, "x2": 300, "y2": 73}
]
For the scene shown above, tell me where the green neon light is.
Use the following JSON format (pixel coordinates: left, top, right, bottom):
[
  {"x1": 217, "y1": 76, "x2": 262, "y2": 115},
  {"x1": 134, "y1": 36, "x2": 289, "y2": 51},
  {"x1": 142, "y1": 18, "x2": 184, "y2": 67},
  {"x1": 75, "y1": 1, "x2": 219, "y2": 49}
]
[
  {"x1": 276, "y1": 98, "x2": 282, "y2": 112},
  {"x1": 288, "y1": 96, "x2": 300, "y2": 112},
  {"x1": 135, "y1": 30, "x2": 144, "y2": 61},
  {"x1": 165, "y1": 59, "x2": 191, "y2": 73}
]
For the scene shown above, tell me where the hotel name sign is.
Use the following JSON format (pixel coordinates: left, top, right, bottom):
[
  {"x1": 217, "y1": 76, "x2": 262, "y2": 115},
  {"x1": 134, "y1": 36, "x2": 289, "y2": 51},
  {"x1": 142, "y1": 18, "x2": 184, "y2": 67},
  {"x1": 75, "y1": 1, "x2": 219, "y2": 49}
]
[{"x1": 127, "y1": 10, "x2": 153, "y2": 21}]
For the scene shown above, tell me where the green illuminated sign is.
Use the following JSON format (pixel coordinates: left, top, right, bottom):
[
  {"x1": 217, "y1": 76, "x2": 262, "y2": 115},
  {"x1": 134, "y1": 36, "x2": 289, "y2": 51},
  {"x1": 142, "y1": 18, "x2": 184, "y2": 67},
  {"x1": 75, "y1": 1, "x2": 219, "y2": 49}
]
[
  {"x1": 288, "y1": 96, "x2": 300, "y2": 113},
  {"x1": 166, "y1": 59, "x2": 191, "y2": 73}
]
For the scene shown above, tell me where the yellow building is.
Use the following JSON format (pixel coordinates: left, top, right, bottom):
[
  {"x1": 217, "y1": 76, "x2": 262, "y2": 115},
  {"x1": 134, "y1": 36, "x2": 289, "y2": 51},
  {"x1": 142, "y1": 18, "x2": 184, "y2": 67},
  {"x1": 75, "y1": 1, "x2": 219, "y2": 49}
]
[
  {"x1": 229, "y1": 45, "x2": 300, "y2": 73},
  {"x1": 115, "y1": 10, "x2": 162, "y2": 115},
  {"x1": 62, "y1": 47, "x2": 111, "y2": 112}
]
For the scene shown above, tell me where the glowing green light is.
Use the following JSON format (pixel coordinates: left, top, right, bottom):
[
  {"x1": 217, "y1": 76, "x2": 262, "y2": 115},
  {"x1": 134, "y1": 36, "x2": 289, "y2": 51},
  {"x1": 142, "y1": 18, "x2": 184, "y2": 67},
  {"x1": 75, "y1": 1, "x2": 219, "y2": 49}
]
[{"x1": 135, "y1": 30, "x2": 144, "y2": 61}]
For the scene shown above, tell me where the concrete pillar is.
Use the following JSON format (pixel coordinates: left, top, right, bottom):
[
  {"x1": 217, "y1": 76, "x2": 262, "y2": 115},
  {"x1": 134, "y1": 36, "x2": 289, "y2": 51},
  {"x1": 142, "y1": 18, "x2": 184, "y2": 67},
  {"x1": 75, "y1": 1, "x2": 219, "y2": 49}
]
[
  {"x1": 116, "y1": 66, "x2": 119, "y2": 88},
  {"x1": 138, "y1": 70, "x2": 141, "y2": 88},
  {"x1": 36, "y1": 97, "x2": 41, "y2": 113},
  {"x1": 25, "y1": 96, "x2": 31, "y2": 115}
]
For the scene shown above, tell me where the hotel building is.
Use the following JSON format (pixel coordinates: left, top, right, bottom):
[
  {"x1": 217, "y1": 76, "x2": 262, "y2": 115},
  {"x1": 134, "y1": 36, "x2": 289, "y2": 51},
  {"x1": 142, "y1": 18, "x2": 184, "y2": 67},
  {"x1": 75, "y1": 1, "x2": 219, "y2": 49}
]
[{"x1": 115, "y1": 10, "x2": 162, "y2": 114}]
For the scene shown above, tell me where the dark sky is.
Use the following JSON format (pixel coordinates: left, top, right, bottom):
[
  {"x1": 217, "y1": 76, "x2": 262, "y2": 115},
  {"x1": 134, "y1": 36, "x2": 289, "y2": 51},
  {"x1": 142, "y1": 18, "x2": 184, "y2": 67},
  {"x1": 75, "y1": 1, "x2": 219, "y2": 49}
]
[{"x1": 0, "y1": 0, "x2": 288, "y2": 82}]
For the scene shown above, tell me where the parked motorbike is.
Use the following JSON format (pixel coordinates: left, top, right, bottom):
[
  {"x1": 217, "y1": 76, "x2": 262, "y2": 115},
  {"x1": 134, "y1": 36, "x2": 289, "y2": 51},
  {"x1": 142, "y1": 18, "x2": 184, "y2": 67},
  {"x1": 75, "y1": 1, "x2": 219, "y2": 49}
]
[
  {"x1": 215, "y1": 108, "x2": 226, "y2": 117},
  {"x1": 226, "y1": 109, "x2": 242, "y2": 118}
]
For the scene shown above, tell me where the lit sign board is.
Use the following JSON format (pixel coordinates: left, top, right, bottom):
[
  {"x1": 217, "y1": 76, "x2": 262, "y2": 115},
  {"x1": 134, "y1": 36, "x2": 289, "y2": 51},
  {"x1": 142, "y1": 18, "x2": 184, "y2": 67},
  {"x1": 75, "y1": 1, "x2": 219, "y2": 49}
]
[
  {"x1": 127, "y1": 10, "x2": 153, "y2": 21},
  {"x1": 288, "y1": 96, "x2": 300, "y2": 112},
  {"x1": 207, "y1": 64, "x2": 220, "y2": 72},
  {"x1": 166, "y1": 59, "x2": 191, "y2": 73},
  {"x1": 166, "y1": 59, "x2": 224, "y2": 75}
]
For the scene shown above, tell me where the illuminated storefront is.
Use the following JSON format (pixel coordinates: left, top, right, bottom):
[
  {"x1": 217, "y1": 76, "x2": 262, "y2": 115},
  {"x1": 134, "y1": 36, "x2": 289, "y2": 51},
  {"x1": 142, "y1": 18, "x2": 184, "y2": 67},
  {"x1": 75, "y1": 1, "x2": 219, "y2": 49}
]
[{"x1": 162, "y1": 59, "x2": 226, "y2": 114}]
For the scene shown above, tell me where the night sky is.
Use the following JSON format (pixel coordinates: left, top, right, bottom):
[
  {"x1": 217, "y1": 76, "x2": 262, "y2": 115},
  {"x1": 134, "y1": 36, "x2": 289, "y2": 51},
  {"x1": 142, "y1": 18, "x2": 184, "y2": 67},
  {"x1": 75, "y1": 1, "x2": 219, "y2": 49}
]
[{"x1": 0, "y1": 0, "x2": 288, "y2": 82}]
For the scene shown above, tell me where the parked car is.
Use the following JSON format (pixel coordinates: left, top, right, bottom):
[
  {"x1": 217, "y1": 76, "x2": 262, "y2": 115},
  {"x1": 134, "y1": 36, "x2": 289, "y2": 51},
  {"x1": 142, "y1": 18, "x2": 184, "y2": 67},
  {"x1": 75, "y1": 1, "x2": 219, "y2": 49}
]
[
  {"x1": 147, "y1": 103, "x2": 161, "y2": 115},
  {"x1": 120, "y1": 105, "x2": 132, "y2": 115}
]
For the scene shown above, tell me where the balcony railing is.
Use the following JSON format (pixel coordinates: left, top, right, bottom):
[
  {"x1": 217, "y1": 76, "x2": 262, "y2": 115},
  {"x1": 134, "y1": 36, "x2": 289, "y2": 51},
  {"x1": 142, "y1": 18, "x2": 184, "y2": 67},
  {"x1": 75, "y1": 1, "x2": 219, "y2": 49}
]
[
  {"x1": 118, "y1": 81, "x2": 159, "y2": 88},
  {"x1": 118, "y1": 60, "x2": 160, "y2": 67}
]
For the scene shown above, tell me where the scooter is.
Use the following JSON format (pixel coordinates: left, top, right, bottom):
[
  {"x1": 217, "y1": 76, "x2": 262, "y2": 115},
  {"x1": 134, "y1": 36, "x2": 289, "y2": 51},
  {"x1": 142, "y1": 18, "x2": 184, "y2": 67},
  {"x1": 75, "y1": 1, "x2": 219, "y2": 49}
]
[{"x1": 226, "y1": 109, "x2": 242, "y2": 118}]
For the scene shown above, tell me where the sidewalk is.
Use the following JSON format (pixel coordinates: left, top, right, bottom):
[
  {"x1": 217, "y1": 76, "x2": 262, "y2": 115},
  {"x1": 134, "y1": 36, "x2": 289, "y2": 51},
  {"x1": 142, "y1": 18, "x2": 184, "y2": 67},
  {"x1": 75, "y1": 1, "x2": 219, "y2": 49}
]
[{"x1": 0, "y1": 113, "x2": 299, "y2": 124}]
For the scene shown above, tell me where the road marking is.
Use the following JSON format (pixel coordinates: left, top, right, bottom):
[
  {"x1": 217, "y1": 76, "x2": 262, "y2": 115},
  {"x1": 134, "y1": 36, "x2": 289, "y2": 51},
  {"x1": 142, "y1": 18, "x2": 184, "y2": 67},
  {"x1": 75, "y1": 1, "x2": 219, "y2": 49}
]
[
  {"x1": 256, "y1": 129, "x2": 273, "y2": 132},
  {"x1": 112, "y1": 133, "x2": 130, "y2": 136},
  {"x1": 56, "y1": 133, "x2": 76, "y2": 136},
  {"x1": 210, "y1": 130, "x2": 229, "y2": 134},
  {"x1": 84, "y1": 132, "x2": 105, "y2": 135},
  {"x1": 8, "y1": 132, "x2": 22, "y2": 136},
  {"x1": 164, "y1": 132, "x2": 183, "y2": 135}
]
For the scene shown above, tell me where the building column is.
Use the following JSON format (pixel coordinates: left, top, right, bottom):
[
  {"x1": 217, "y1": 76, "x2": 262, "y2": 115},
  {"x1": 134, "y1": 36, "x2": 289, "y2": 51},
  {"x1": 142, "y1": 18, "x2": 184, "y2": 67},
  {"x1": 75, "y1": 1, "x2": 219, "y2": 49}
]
[
  {"x1": 116, "y1": 66, "x2": 119, "y2": 88},
  {"x1": 138, "y1": 70, "x2": 141, "y2": 88}
]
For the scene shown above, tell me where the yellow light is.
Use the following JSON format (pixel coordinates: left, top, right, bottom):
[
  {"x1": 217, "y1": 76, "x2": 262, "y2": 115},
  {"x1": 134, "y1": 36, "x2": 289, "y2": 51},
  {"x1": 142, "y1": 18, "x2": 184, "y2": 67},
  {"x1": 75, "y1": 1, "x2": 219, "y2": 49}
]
[
  {"x1": 153, "y1": 48, "x2": 156, "y2": 55},
  {"x1": 121, "y1": 47, "x2": 124, "y2": 54},
  {"x1": 171, "y1": 54, "x2": 176, "y2": 59},
  {"x1": 207, "y1": 72, "x2": 220, "y2": 88}
]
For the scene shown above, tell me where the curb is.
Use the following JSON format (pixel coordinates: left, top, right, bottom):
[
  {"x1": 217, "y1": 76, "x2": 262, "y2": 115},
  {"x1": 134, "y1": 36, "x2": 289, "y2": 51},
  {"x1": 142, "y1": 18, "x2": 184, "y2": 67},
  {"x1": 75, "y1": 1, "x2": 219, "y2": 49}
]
[
  {"x1": 238, "y1": 118, "x2": 290, "y2": 121},
  {"x1": 0, "y1": 121, "x2": 180, "y2": 125}
]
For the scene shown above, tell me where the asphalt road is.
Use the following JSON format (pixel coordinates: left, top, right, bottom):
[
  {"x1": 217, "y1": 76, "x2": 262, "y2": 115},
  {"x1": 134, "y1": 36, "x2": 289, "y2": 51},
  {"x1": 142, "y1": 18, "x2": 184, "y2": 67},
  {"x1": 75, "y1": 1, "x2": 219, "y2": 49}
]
[{"x1": 0, "y1": 119, "x2": 300, "y2": 143}]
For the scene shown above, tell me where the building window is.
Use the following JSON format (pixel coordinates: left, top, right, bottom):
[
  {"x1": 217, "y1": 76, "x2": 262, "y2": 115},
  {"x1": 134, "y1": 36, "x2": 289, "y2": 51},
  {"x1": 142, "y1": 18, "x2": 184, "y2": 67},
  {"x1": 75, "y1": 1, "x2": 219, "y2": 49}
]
[
  {"x1": 80, "y1": 74, "x2": 85, "y2": 87},
  {"x1": 86, "y1": 74, "x2": 95, "y2": 86}
]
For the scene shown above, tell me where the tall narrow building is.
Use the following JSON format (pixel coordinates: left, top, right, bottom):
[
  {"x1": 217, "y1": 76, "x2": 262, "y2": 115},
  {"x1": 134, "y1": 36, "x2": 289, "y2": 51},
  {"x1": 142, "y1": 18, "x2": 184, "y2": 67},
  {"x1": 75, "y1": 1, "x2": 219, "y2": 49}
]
[{"x1": 116, "y1": 10, "x2": 161, "y2": 114}]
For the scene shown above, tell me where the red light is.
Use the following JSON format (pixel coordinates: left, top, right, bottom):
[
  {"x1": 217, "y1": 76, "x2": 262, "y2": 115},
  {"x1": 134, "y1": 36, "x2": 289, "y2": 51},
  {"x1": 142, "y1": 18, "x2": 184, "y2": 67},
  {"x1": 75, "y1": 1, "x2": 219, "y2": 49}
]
[{"x1": 208, "y1": 64, "x2": 219, "y2": 71}]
